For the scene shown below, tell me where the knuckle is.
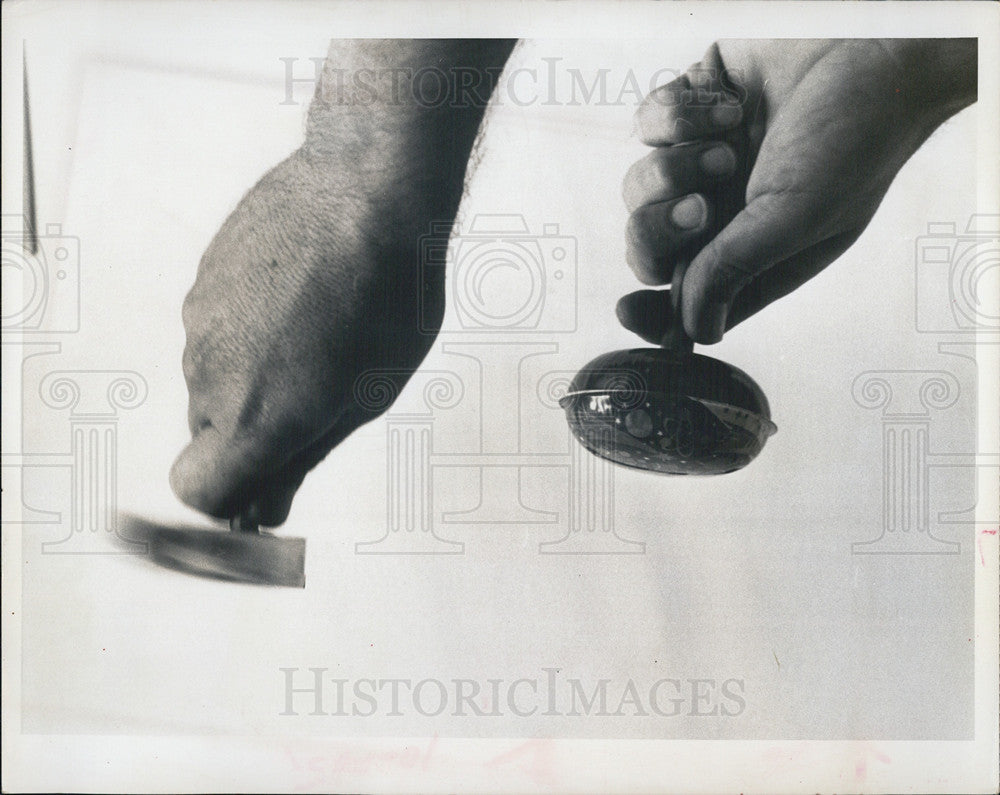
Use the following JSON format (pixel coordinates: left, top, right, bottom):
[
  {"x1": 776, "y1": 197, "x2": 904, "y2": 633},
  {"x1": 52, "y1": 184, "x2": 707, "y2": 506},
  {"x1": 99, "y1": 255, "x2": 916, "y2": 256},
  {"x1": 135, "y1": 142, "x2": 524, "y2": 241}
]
[
  {"x1": 626, "y1": 205, "x2": 665, "y2": 259},
  {"x1": 187, "y1": 405, "x2": 210, "y2": 436},
  {"x1": 181, "y1": 343, "x2": 201, "y2": 383},
  {"x1": 180, "y1": 283, "x2": 211, "y2": 332},
  {"x1": 180, "y1": 288, "x2": 197, "y2": 327},
  {"x1": 625, "y1": 245, "x2": 649, "y2": 284},
  {"x1": 650, "y1": 150, "x2": 677, "y2": 192},
  {"x1": 645, "y1": 73, "x2": 687, "y2": 106},
  {"x1": 703, "y1": 243, "x2": 756, "y2": 297},
  {"x1": 715, "y1": 258, "x2": 755, "y2": 286},
  {"x1": 665, "y1": 116, "x2": 697, "y2": 143},
  {"x1": 625, "y1": 210, "x2": 650, "y2": 251},
  {"x1": 625, "y1": 244, "x2": 645, "y2": 279},
  {"x1": 622, "y1": 163, "x2": 645, "y2": 211}
]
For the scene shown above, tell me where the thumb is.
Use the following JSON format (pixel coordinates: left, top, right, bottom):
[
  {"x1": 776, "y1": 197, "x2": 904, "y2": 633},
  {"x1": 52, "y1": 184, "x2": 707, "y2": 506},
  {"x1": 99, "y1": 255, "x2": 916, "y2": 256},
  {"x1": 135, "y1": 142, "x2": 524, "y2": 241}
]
[
  {"x1": 169, "y1": 427, "x2": 269, "y2": 520},
  {"x1": 681, "y1": 192, "x2": 819, "y2": 343},
  {"x1": 236, "y1": 418, "x2": 362, "y2": 526},
  {"x1": 170, "y1": 414, "x2": 361, "y2": 527}
]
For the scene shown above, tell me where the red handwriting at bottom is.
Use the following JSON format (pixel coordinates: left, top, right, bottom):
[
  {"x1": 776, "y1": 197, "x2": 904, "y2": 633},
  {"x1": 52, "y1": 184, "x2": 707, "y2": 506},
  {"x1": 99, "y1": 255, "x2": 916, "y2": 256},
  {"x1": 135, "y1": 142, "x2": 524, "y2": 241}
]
[{"x1": 284, "y1": 734, "x2": 437, "y2": 791}]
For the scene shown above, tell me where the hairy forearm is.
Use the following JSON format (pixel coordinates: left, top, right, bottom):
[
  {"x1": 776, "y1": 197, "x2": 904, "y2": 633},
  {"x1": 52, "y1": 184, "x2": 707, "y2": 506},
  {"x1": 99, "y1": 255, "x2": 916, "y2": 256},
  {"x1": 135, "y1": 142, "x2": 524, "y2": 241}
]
[{"x1": 303, "y1": 39, "x2": 516, "y2": 218}]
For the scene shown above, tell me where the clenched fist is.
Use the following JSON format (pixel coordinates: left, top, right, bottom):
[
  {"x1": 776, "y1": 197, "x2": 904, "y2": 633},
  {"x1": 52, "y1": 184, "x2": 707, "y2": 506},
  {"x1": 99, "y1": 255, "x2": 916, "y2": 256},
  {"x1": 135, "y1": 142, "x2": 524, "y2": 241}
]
[
  {"x1": 170, "y1": 40, "x2": 515, "y2": 526},
  {"x1": 170, "y1": 149, "x2": 443, "y2": 525}
]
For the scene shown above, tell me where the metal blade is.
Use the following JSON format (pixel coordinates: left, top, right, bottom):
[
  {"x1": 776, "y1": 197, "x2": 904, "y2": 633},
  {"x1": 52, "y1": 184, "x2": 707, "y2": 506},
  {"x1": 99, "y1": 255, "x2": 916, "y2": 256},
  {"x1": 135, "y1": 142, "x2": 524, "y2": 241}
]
[{"x1": 23, "y1": 44, "x2": 38, "y2": 255}]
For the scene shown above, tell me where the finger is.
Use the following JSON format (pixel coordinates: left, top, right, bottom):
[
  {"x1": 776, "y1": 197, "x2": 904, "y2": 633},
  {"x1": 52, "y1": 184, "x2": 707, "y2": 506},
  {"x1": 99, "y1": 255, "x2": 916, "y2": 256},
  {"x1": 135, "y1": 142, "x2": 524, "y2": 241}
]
[
  {"x1": 678, "y1": 192, "x2": 812, "y2": 343},
  {"x1": 723, "y1": 229, "x2": 864, "y2": 329},
  {"x1": 170, "y1": 425, "x2": 276, "y2": 519},
  {"x1": 626, "y1": 193, "x2": 712, "y2": 285},
  {"x1": 681, "y1": 197, "x2": 862, "y2": 344},
  {"x1": 623, "y1": 141, "x2": 737, "y2": 213},
  {"x1": 616, "y1": 289, "x2": 674, "y2": 345},
  {"x1": 635, "y1": 79, "x2": 742, "y2": 146},
  {"x1": 170, "y1": 394, "x2": 330, "y2": 520},
  {"x1": 617, "y1": 231, "x2": 860, "y2": 346},
  {"x1": 249, "y1": 417, "x2": 361, "y2": 526},
  {"x1": 687, "y1": 42, "x2": 730, "y2": 94}
]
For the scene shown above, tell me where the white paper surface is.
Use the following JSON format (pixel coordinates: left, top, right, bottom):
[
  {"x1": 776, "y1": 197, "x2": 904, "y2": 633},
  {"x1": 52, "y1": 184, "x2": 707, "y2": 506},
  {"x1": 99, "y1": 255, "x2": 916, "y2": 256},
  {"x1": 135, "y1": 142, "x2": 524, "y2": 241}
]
[{"x1": 2, "y1": 1, "x2": 998, "y2": 792}]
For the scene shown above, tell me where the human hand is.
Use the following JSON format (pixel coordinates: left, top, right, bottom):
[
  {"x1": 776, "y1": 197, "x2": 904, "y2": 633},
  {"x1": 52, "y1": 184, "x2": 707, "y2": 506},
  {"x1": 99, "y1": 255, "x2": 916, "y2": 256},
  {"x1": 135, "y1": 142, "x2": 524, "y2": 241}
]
[
  {"x1": 169, "y1": 40, "x2": 514, "y2": 527},
  {"x1": 618, "y1": 39, "x2": 977, "y2": 344},
  {"x1": 169, "y1": 149, "x2": 445, "y2": 526}
]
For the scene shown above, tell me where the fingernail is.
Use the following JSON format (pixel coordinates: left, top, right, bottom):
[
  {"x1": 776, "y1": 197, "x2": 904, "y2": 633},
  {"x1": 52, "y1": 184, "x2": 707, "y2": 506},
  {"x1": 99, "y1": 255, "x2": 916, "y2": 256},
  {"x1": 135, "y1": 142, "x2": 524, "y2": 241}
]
[
  {"x1": 699, "y1": 145, "x2": 736, "y2": 177},
  {"x1": 710, "y1": 104, "x2": 741, "y2": 128},
  {"x1": 670, "y1": 195, "x2": 706, "y2": 230}
]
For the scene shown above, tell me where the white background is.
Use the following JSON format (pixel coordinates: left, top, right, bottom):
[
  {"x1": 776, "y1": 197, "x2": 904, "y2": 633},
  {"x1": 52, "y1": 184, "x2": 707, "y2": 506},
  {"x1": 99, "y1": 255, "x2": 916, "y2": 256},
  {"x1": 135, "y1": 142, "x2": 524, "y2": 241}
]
[{"x1": 2, "y1": 1, "x2": 998, "y2": 792}]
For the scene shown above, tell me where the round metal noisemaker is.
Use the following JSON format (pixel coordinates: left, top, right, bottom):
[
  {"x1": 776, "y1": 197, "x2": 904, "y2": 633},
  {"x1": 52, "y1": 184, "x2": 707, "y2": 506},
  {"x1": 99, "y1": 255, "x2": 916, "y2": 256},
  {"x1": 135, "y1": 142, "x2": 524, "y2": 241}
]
[
  {"x1": 559, "y1": 347, "x2": 776, "y2": 475},
  {"x1": 560, "y1": 258, "x2": 776, "y2": 476}
]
